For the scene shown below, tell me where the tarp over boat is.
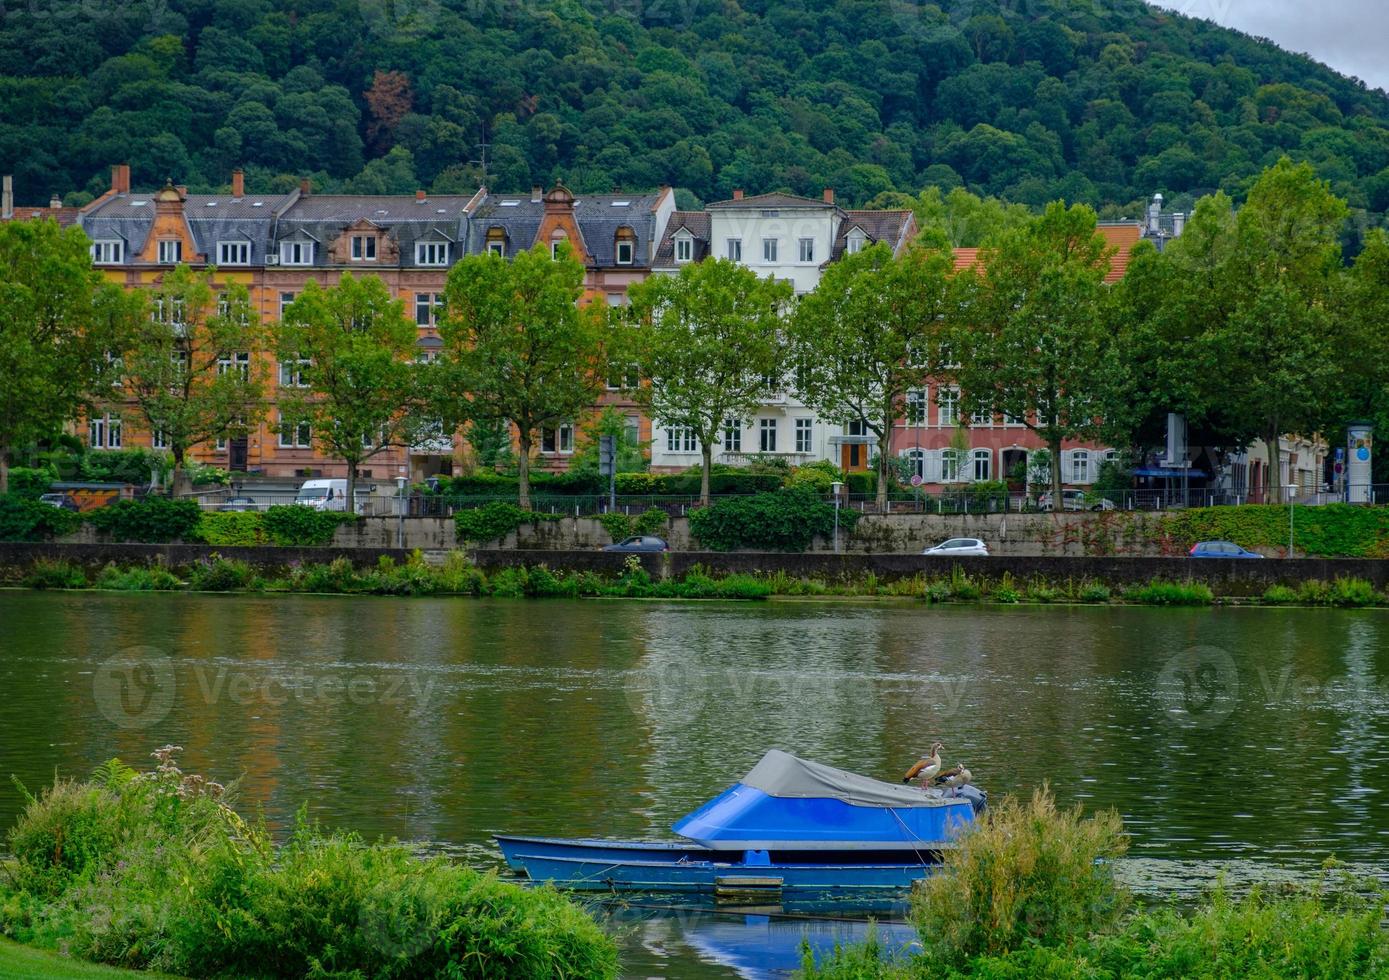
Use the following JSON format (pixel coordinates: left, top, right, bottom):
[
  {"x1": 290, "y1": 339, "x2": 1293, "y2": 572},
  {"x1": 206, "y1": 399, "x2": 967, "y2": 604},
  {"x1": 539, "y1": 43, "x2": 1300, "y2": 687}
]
[
  {"x1": 742, "y1": 749, "x2": 943, "y2": 808},
  {"x1": 672, "y1": 749, "x2": 976, "y2": 851}
]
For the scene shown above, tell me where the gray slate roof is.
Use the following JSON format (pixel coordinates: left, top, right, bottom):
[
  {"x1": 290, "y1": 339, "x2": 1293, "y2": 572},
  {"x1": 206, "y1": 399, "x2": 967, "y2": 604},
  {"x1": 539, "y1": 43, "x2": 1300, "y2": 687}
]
[
  {"x1": 826, "y1": 210, "x2": 915, "y2": 263},
  {"x1": 465, "y1": 191, "x2": 664, "y2": 267},
  {"x1": 652, "y1": 212, "x2": 710, "y2": 267},
  {"x1": 706, "y1": 192, "x2": 840, "y2": 210}
]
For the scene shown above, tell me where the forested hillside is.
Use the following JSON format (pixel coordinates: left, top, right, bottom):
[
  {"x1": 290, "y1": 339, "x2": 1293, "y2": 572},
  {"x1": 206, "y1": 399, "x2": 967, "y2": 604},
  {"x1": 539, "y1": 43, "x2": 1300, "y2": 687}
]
[{"x1": 2, "y1": 0, "x2": 1387, "y2": 225}]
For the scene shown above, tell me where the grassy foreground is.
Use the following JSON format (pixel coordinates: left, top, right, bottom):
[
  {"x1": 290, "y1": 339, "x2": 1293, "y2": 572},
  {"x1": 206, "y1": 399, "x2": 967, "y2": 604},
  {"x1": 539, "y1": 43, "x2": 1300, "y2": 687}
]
[
  {"x1": 9, "y1": 552, "x2": 1389, "y2": 608},
  {"x1": 799, "y1": 788, "x2": 1389, "y2": 979},
  {"x1": 0, "y1": 938, "x2": 184, "y2": 979},
  {"x1": 0, "y1": 748, "x2": 617, "y2": 979}
]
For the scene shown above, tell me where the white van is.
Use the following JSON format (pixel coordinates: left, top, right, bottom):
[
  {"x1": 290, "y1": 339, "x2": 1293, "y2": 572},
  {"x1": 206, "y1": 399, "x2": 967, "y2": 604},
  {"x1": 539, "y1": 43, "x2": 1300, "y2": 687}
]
[{"x1": 295, "y1": 479, "x2": 349, "y2": 512}]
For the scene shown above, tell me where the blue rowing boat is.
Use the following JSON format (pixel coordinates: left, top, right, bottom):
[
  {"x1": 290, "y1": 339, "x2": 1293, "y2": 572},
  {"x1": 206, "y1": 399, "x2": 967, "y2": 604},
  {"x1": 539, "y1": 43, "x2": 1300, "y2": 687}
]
[{"x1": 495, "y1": 749, "x2": 985, "y2": 895}]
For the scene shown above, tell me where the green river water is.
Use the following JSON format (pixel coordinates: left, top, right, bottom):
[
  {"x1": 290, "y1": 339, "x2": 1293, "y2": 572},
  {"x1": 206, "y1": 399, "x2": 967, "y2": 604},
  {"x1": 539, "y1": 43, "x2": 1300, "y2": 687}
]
[{"x1": 1, "y1": 592, "x2": 1387, "y2": 977}]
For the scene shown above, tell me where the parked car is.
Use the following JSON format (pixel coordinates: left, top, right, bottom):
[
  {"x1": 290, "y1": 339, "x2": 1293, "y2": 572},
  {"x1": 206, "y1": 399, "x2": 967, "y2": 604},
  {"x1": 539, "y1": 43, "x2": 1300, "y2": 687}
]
[
  {"x1": 603, "y1": 536, "x2": 669, "y2": 553},
  {"x1": 38, "y1": 492, "x2": 78, "y2": 511},
  {"x1": 1189, "y1": 540, "x2": 1264, "y2": 559},
  {"x1": 1038, "y1": 489, "x2": 1115, "y2": 512},
  {"x1": 923, "y1": 537, "x2": 990, "y2": 557},
  {"x1": 217, "y1": 496, "x2": 259, "y2": 512}
]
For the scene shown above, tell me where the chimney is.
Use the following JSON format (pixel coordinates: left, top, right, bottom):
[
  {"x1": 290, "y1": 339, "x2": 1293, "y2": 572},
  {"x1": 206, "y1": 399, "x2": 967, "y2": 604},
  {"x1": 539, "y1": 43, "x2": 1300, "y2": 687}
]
[
  {"x1": 49, "y1": 193, "x2": 62, "y2": 209},
  {"x1": 2, "y1": 176, "x2": 12, "y2": 220},
  {"x1": 111, "y1": 164, "x2": 130, "y2": 194},
  {"x1": 1173, "y1": 211, "x2": 1186, "y2": 237},
  {"x1": 1148, "y1": 192, "x2": 1163, "y2": 235},
  {"x1": 299, "y1": 177, "x2": 311, "y2": 196},
  {"x1": 823, "y1": 188, "x2": 835, "y2": 204},
  {"x1": 732, "y1": 189, "x2": 743, "y2": 201},
  {"x1": 531, "y1": 184, "x2": 542, "y2": 202},
  {"x1": 416, "y1": 189, "x2": 426, "y2": 202},
  {"x1": 231, "y1": 168, "x2": 244, "y2": 198}
]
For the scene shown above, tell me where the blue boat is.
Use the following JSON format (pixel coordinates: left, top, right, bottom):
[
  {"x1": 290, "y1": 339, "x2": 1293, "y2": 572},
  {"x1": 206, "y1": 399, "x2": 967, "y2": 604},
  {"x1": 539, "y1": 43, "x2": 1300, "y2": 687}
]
[{"x1": 496, "y1": 750, "x2": 985, "y2": 895}]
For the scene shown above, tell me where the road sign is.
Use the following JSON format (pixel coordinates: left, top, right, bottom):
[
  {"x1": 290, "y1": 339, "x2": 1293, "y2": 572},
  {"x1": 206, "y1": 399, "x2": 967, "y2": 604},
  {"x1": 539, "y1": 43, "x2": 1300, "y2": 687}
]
[
  {"x1": 910, "y1": 474, "x2": 923, "y2": 487},
  {"x1": 599, "y1": 435, "x2": 616, "y2": 477}
]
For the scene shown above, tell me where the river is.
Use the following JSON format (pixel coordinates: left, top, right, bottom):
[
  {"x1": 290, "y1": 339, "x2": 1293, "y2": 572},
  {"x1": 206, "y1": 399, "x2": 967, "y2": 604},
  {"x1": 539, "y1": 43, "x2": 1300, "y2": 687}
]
[{"x1": 1, "y1": 592, "x2": 1387, "y2": 976}]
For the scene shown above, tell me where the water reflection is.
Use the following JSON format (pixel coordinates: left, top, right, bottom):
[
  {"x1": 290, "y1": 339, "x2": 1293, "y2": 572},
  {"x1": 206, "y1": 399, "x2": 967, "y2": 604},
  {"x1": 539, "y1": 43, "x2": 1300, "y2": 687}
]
[{"x1": 2, "y1": 594, "x2": 1388, "y2": 976}]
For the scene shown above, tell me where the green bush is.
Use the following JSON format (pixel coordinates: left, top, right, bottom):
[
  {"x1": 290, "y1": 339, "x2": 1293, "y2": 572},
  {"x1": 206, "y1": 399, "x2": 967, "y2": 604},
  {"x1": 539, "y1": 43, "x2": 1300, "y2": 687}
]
[
  {"x1": 1, "y1": 752, "x2": 618, "y2": 979},
  {"x1": 1123, "y1": 580, "x2": 1214, "y2": 606},
  {"x1": 1080, "y1": 583, "x2": 1112, "y2": 603},
  {"x1": 597, "y1": 511, "x2": 633, "y2": 541},
  {"x1": 77, "y1": 449, "x2": 169, "y2": 485},
  {"x1": 1329, "y1": 576, "x2": 1379, "y2": 607},
  {"x1": 6, "y1": 466, "x2": 55, "y2": 498},
  {"x1": 186, "y1": 555, "x2": 258, "y2": 591},
  {"x1": 85, "y1": 498, "x2": 201, "y2": 543},
  {"x1": 911, "y1": 786, "x2": 1129, "y2": 966},
  {"x1": 1262, "y1": 584, "x2": 1299, "y2": 605},
  {"x1": 184, "y1": 461, "x2": 231, "y2": 486},
  {"x1": 261, "y1": 505, "x2": 353, "y2": 546},
  {"x1": 846, "y1": 471, "x2": 876, "y2": 495},
  {"x1": 20, "y1": 559, "x2": 87, "y2": 589},
  {"x1": 442, "y1": 472, "x2": 518, "y2": 497},
  {"x1": 193, "y1": 511, "x2": 266, "y2": 547},
  {"x1": 1160, "y1": 504, "x2": 1389, "y2": 559},
  {"x1": 689, "y1": 487, "x2": 856, "y2": 551},
  {"x1": 94, "y1": 563, "x2": 181, "y2": 591},
  {"x1": 454, "y1": 502, "x2": 558, "y2": 543},
  {"x1": 614, "y1": 472, "x2": 665, "y2": 495},
  {"x1": 291, "y1": 556, "x2": 364, "y2": 593},
  {"x1": 0, "y1": 494, "x2": 80, "y2": 541},
  {"x1": 787, "y1": 460, "x2": 846, "y2": 493}
]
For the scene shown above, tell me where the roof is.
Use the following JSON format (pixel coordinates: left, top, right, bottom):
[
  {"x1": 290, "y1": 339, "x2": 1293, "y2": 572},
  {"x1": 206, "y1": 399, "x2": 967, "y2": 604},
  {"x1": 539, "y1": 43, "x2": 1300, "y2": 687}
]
[
  {"x1": 826, "y1": 209, "x2": 914, "y2": 263},
  {"x1": 2, "y1": 206, "x2": 80, "y2": 227},
  {"x1": 651, "y1": 211, "x2": 711, "y2": 266},
  {"x1": 951, "y1": 224, "x2": 1143, "y2": 283},
  {"x1": 464, "y1": 190, "x2": 666, "y2": 268},
  {"x1": 706, "y1": 192, "x2": 840, "y2": 210}
]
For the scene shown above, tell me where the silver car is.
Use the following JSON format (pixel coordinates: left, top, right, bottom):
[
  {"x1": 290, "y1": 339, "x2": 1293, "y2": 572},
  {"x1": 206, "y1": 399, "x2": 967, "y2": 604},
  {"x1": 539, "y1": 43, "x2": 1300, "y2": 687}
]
[{"x1": 923, "y1": 537, "x2": 989, "y2": 557}]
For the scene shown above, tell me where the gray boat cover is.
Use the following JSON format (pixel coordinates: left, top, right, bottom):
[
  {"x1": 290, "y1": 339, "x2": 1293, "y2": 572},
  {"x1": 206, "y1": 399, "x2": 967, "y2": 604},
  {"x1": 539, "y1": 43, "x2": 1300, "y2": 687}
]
[{"x1": 741, "y1": 749, "x2": 948, "y2": 808}]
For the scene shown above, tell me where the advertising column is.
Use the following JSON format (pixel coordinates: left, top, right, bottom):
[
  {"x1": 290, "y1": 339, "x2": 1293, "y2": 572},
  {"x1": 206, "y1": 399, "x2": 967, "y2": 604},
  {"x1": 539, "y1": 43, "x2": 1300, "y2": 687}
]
[{"x1": 1347, "y1": 423, "x2": 1373, "y2": 504}]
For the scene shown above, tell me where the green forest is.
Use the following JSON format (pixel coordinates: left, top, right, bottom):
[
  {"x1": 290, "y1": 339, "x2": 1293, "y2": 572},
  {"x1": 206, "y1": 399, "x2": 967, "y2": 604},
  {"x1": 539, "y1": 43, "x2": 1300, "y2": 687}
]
[{"x1": 2, "y1": 0, "x2": 1388, "y2": 230}]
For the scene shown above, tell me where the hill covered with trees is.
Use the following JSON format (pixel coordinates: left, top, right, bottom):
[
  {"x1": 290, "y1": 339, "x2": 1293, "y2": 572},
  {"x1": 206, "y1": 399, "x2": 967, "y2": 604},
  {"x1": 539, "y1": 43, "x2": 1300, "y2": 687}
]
[{"x1": 2, "y1": 0, "x2": 1387, "y2": 228}]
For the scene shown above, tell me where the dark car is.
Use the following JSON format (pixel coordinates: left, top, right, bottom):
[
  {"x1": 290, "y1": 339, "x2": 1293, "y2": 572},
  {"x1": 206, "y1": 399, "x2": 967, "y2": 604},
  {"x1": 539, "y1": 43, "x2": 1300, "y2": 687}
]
[
  {"x1": 603, "y1": 535, "x2": 669, "y2": 553},
  {"x1": 217, "y1": 496, "x2": 259, "y2": 512},
  {"x1": 1189, "y1": 540, "x2": 1263, "y2": 559},
  {"x1": 38, "y1": 492, "x2": 78, "y2": 511}
]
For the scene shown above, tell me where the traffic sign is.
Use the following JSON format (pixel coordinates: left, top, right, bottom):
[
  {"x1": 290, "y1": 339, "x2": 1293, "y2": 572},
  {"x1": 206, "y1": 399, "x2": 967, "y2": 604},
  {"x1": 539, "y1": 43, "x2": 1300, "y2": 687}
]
[{"x1": 910, "y1": 474, "x2": 923, "y2": 487}]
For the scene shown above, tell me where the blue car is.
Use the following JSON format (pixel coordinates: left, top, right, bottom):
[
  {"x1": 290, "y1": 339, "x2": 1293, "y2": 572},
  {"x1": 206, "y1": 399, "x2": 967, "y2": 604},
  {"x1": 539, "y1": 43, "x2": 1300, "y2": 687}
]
[{"x1": 1189, "y1": 540, "x2": 1263, "y2": 559}]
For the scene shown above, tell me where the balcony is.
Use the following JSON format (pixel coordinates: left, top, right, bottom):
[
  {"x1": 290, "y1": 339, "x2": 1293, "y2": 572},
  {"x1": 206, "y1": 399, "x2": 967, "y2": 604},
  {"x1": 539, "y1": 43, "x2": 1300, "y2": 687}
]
[{"x1": 716, "y1": 451, "x2": 813, "y2": 465}]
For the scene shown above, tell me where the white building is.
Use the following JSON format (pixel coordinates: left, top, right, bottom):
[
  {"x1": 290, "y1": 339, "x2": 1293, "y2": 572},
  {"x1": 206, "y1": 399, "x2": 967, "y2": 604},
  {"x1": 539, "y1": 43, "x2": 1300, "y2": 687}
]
[{"x1": 648, "y1": 191, "x2": 917, "y2": 473}]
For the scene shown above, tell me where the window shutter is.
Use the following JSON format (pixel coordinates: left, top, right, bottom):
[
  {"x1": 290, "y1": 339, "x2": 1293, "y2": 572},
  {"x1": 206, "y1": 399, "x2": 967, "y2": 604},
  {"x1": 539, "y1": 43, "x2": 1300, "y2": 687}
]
[
  {"x1": 925, "y1": 450, "x2": 942, "y2": 484},
  {"x1": 1063, "y1": 450, "x2": 1077, "y2": 484}
]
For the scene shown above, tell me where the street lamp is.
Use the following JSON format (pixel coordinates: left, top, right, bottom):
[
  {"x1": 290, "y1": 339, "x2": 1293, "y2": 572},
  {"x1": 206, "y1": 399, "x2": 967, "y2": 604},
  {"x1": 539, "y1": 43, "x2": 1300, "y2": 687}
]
[
  {"x1": 830, "y1": 481, "x2": 843, "y2": 554},
  {"x1": 1286, "y1": 483, "x2": 1297, "y2": 558},
  {"x1": 395, "y1": 475, "x2": 408, "y2": 549}
]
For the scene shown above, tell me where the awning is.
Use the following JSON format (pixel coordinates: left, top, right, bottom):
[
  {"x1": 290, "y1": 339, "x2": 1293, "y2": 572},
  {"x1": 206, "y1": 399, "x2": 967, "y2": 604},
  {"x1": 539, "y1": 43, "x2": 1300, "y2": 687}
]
[{"x1": 1135, "y1": 467, "x2": 1208, "y2": 478}]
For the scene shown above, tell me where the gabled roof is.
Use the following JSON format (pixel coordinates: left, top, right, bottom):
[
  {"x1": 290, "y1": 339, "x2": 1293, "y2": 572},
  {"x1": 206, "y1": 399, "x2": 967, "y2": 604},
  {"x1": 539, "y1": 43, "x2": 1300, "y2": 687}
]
[
  {"x1": 706, "y1": 192, "x2": 839, "y2": 210},
  {"x1": 825, "y1": 210, "x2": 914, "y2": 263},
  {"x1": 2, "y1": 206, "x2": 80, "y2": 227},
  {"x1": 951, "y1": 224, "x2": 1144, "y2": 284},
  {"x1": 652, "y1": 211, "x2": 711, "y2": 267},
  {"x1": 463, "y1": 189, "x2": 666, "y2": 268}
]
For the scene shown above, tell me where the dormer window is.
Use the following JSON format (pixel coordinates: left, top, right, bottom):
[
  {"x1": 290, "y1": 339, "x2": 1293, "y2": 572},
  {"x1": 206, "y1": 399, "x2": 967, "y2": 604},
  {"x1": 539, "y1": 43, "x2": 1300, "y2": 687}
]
[
  {"x1": 415, "y1": 241, "x2": 448, "y2": 266},
  {"x1": 91, "y1": 240, "x2": 123, "y2": 264},
  {"x1": 550, "y1": 232, "x2": 567, "y2": 260},
  {"x1": 846, "y1": 229, "x2": 867, "y2": 254},
  {"x1": 350, "y1": 235, "x2": 376, "y2": 261},
  {"x1": 280, "y1": 241, "x2": 313, "y2": 266},
  {"x1": 157, "y1": 240, "x2": 182, "y2": 264},
  {"x1": 615, "y1": 227, "x2": 635, "y2": 265},
  {"x1": 218, "y1": 241, "x2": 250, "y2": 265},
  {"x1": 674, "y1": 234, "x2": 693, "y2": 263},
  {"x1": 486, "y1": 227, "x2": 506, "y2": 258}
]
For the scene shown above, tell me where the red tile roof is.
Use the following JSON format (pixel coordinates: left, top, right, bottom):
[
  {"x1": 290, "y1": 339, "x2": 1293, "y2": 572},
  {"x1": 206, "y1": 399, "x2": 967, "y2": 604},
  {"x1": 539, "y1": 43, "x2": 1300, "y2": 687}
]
[{"x1": 950, "y1": 224, "x2": 1142, "y2": 283}]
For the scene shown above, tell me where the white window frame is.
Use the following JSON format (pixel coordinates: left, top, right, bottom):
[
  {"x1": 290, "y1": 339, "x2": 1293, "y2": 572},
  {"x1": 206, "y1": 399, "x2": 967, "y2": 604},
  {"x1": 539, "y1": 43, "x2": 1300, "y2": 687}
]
[
  {"x1": 350, "y1": 235, "x2": 377, "y2": 261},
  {"x1": 846, "y1": 231, "x2": 866, "y2": 255},
  {"x1": 762, "y1": 238, "x2": 778, "y2": 263},
  {"x1": 487, "y1": 239, "x2": 505, "y2": 258},
  {"x1": 726, "y1": 238, "x2": 742, "y2": 261},
  {"x1": 279, "y1": 291, "x2": 297, "y2": 318},
  {"x1": 89, "y1": 413, "x2": 122, "y2": 449},
  {"x1": 217, "y1": 241, "x2": 250, "y2": 265},
  {"x1": 91, "y1": 240, "x2": 124, "y2": 264},
  {"x1": 157, "y1": 239, "x2": 182, "y2": 264},
  {"x1": 795, "y1": 418, "x2": 813, "y2": 454},
  {"x1": 675, "y1": 236, "x2": 693, "y2": 263},
  {"x1": 414, "y1": 292, "x2": 444, "y2": 327},
  {"x1": 901, "y1": 448, "x2": 926, "y2": 480},
  {"x1": 905, "y1": 389, "x2": 927, "y2": 426},
  {"x1": 971, "y1": 408, "x2": 992, "y2": 427},
  {"x1": 277, "y1": 415, "x2": 312, "y2": 449},
  {"x1": 723, "y1": 418, "x2": 742, "y2": 452},
  {"x1": 414, "y1": 241, "x2": 448, "y2": 266},
  {"x1": 666, "y1": 426, "x2": 696, "y2": 453},
  {"x1": 279, "y1": 241, "x2": 314, "y2": 266},
  {"x1": 759, "y1": 418, "x2": 777, "y2": 453},
  {"x1": 940, "y1": 447, "x2": 962, "y2": 483},
  {"x1": 972, "y1": 448, "x2": 992, "y2": 482},
  {"x1": 279, "y1": 357, "x2": 311, "y2": 388},
  {"x1": 798, "y1": 238, "x2": 814, "y2": 263},
  {"x1": 615, "y1": 239, "x2": 634, "y2": 265},
  {"x1": 217, "y1": 351, "x2": 251, "y2": 378},
  {"x1": 1069, "y1": 449, "x2": 1092, "y2": 485},
  {"x1": 541, "y1": 423, "x2": 574, "y2": 455},
  {"x1": 937, "y1": 387, "x2": 959, "y2": 427},
  {"x1": 550, "y1": 238, "x2": 566, "y2": 259},
  {"x1": 152, "y1": 429, "x2": 168, "y2": 450}
]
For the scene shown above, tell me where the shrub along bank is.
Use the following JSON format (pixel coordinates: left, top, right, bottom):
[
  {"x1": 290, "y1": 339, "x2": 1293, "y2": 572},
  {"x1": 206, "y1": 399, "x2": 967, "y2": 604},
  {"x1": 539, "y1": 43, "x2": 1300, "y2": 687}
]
[
  {"x1": 800, "y1": 788, "x2": 1389, "y2": 979},
  {"x1": 0, "y1": 749, "x2": 617, "y2": 979}
]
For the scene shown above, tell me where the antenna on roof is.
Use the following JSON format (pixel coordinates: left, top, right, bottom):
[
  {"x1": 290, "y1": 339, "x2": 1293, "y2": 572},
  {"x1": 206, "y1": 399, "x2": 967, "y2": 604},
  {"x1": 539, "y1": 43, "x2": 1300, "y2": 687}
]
[{"x1": 472, "y1": 138, "x2": 490, "y2": 186}]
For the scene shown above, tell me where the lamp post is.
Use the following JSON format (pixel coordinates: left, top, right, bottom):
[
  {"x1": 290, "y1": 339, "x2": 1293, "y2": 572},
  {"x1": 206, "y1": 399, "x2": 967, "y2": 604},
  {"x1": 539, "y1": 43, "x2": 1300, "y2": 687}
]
[
  {"x1": 395, "y1": 475, "x2": 408, "y2": 549},
  {"x1": 830, "y1": 481, "x2": 843, "y2": 554},
  {"x1": 1287, "y1": 483, "x2": 1297, "y2": 558}
]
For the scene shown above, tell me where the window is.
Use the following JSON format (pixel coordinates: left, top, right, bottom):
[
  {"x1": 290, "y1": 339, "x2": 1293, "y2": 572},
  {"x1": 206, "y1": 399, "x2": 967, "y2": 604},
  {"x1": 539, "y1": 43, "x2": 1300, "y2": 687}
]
[
  {"x1": 902, "y1": 449, "x2": 926, "y2": 480},
  {"x1": 795, "y1": 417, "x2": 813, "y2": 454},
  {"x1": 606, "y1": 292, "x2": 627, "y2": 307},
  {"x1": 550, "y1": 238, "x2": 566, "y2": 259},
  {"x1": 277, "y1": 415, "x2": 312, "y2": 448},
  {"x1": 91, "y1": 240, "x2": 123, "y2": 264},
  {"x1": 217, "y1": 352, "x2": 251, "y2": 378},
  {"x1": 940, "y1": 447, "x2": 962, "y2": 483},
  {"x1": 152, "y1": 297, "x2": 185, "y2": 328},
  {"x1": 1003, "y1": 410, "x2": 1024, "y2": 426},
  {"x1": 1069, "y1": 449, "x2": 1092, "y2": 484},
  {"x1": 89, "y1": 414, "x2": 122, "y2": 449},
  {"x1": 906, "y1": 389, "x2": 927, "y2": 426},
  {"x1": 675, "y1": 236, "x2": 693, "y2": 263},
  {"x1": 541, "y1": 423, "x2": 574, "y2": 454},
  {"x1": 350, "y1": 235, "x2": 376, "y2": 261},
  {"x1": 666, "y1": 426, "x2": 696, "y2": 453},
  {"x1": 157, "y1": 240, "x2": 182, "y2": 264},
  {"x1": 726, "y1": 238, "x2": 742, "y2": 261},
  {"x1": 486, "y1": 228, "x2": 507, "y2": 258},
  {"x1": 723, "y1": 418, "x2": 742, "y2": 452},
  {"x1": 151, "y1": 430, "x2": 168, "y2": 450},
  {"x1": 762, "y1": 238, "x2": 778, "y2": 262},
  {"x1": 217, "y1": 241, "x2": 250, "y2": 265},
  {"x1": 798, "y1": 238, "x2": 814, "y2": 262},
  {"x1": 607, "y1": 364, "x2": 639, "y2": 390},
  {"x1": 279, "y1": 241, "x2": 313, "y2": 265},
  {"x1": 279, "y1": 357, "x2": 310, "y2": 388},
  {"x1": 759, "y1": 418, "x2": 777, "y2": 452},
  {"x1": 414, "y1": 241, "x2": 448, "y2": 266},
  {"x1": 624, "y1": 416, "x2": 640, "y2": 445},
  {"x1": 615, "y1": 237, "x2": 634, "y2": 265},
  {"x1": 846, "y1": 230, "x2": 866, "y2": 255},
  {"x1": 279, "y1": 292, "x2": 296, "y2": 318},
  {"x1": 937, "y1": 387, "x2": 958, "y2": 427},
  {"x1": 414, "y1": 292, "x2": 445, "y2": 327},
  {"x1": 972, "y1": 448, "x2": 992, "y2": 482},
  {"x1": 971, "y1": 408, "x2": 992, "y2": 427}
]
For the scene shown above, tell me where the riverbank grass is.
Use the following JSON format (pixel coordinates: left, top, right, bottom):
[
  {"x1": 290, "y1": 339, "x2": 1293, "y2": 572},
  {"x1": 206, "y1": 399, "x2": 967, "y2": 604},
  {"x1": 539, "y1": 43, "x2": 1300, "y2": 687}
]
[
  {"x1": 0, "y1": 748, "x2": 617, "y2": 979},
  {"x1": 0, "y1": 938, "x2": 184, "y2": 979}
]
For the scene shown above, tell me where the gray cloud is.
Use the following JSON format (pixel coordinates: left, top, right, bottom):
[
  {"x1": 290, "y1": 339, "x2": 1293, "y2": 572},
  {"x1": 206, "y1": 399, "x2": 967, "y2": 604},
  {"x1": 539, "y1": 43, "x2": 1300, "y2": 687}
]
[{"x1": 1157, "y1": 0, "x2": 1389, "y2": 92}]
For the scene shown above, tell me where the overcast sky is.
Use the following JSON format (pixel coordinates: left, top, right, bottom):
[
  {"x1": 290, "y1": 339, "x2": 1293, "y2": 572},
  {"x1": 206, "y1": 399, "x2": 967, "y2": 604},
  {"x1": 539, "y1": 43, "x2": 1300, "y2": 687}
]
[{"x1": 1156, "y1": 0, "x2": 1389, "y2": 92}]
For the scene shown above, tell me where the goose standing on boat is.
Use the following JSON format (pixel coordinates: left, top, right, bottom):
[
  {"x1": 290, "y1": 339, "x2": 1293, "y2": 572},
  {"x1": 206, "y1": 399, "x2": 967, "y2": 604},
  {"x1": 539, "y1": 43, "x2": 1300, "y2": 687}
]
[
  {"x1": 937, "y1": 765, "x2": 972, "y2": 789},
  {"x1": 903, "y1": 742, "x2": 943, "y2": 786}
]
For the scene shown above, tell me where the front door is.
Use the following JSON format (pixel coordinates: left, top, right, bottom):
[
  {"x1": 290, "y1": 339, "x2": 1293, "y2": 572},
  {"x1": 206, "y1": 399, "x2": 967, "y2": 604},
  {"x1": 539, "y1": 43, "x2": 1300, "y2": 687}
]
[
  {"x1": 841, "y1": 420, "x2": 867, "y2": 471},
  {"x1": 229, "y1": 437, "x2": 248, "y2": 472}
]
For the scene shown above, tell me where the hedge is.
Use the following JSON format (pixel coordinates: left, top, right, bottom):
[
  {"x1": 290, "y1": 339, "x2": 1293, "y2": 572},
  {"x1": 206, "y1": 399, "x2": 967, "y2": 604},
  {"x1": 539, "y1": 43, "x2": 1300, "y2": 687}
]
[
  {"x1": 261, "y1": 506, "x2": 356, "y2": 546},
  {"x1": 5, "y1": 467, "x2": 54, "y2": 499},
  {"x1": 0, "y1": 494, "x2": 80, "y2": 541},
  {"x1": 454, "y1": 501, "x2": 562, "y2": 543},
  {"x1": 193, "y1": 512, "x2": 268, "y2": 547},
  {"x1": 688, "y1": 487, "x2": 858, "y2": 551},
  {"x1": 86, "y1": 498, "x2": 202, "y2": 543},
  {"x1": 1156, "y1": 505, "x2": 1389, "y2": 558}
]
